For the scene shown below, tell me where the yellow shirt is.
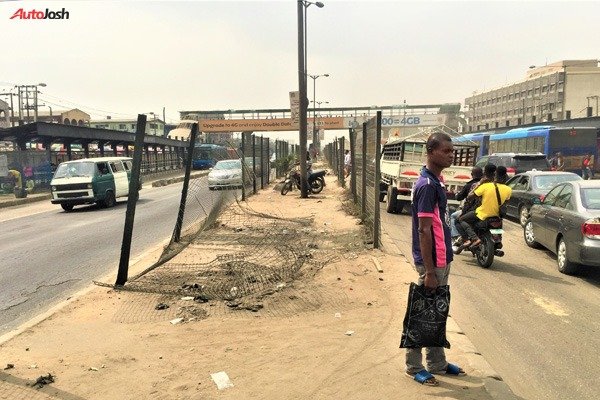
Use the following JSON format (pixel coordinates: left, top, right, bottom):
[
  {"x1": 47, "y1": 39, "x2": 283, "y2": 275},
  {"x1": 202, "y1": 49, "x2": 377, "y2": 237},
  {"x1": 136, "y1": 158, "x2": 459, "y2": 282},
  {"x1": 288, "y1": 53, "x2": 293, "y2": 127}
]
[
  {"x1": 474, "y1": 182, "x2": 512, "y2": 220},
  {"x1": 7, "y1": 170, "x2": 22, "y2": 188}
]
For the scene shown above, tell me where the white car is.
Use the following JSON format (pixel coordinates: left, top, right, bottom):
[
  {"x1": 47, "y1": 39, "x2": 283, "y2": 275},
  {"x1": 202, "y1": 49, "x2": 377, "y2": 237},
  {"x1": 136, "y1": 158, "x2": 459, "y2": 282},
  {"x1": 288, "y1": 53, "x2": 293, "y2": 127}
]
[{"x1": 207, "y1": 159, "x2": 244, "y2": 190}]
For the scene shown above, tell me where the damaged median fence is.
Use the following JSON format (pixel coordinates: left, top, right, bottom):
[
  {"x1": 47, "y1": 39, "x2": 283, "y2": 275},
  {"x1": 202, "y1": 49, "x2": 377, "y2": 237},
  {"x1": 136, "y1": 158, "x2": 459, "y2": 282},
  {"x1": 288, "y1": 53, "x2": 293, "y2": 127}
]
[{"x1": 101, "y1": 121, "x2": 340, "y2": 316}]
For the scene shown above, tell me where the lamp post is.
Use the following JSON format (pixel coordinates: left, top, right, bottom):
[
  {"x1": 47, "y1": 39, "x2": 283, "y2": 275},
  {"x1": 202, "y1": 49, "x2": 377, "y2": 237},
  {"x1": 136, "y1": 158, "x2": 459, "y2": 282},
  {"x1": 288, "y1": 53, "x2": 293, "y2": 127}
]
[
  {"x1": 307, "y1": 73, "x2": 329, "y2": 150},
  {"x1": 297, "y1": 0, "x2": 325, "y2": 198}
]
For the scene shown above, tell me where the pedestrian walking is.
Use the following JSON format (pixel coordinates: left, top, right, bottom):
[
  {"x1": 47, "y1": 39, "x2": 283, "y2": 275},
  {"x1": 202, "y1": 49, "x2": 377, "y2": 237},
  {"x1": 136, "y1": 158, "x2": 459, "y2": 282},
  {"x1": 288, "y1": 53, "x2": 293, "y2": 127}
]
[
  {"x1": 344, "y1": 150, "x2": 351, "y2": 178},
  {"x1": 406, "y1": 131, "x2": 466, "y2": 386},
  {"x1": 582, "y1": 153, "x2": 594, "y2": 180}
]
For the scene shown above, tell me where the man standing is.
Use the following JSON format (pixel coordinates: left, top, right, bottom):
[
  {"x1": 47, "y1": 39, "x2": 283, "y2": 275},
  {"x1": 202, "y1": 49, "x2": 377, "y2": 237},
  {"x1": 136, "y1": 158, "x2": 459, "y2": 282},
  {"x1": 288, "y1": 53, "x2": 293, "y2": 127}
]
[
  {"x1": 343, "y1": 150, "x2": 351, "y2": 178},
  {"x1": 582, "y1": 153, "x2": 593, "y2": 180},
  {"x1": 450, "y1": 166, "x2": 483, "y2": 248},
  {"x1": 406, "y1": 132, "x2": 465, "y2": 386},
  {"x1": 554, "y1": 152, "x2": 565, "y2": 171}
]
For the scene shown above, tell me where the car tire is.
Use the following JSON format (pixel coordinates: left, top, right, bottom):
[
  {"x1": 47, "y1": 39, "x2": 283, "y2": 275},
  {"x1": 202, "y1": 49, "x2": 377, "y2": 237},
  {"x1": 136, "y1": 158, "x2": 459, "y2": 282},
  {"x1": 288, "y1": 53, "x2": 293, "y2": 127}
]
[
  {"x1": 519, "y1": 206, "x2": 530, "y2": 227},
  {"x1": 557, "y1": 238, "x2": 579, "y2": 275},
  {"x1": 524, "y1": 220, "x2": 541, "y2": 248},
  {"x1": 103, "y1": 191, "x2": 116, "y2": 208},
  {"x1": 61, "y1": 204, "x2": 74, "y2": 212}
]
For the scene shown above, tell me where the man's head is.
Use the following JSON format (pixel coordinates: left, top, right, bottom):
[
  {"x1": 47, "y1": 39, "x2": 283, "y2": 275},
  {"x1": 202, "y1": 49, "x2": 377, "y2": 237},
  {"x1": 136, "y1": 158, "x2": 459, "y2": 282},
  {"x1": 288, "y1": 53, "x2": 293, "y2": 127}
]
[
  {"x1": 471, "y1": 166, "x2": 483, "y2": 180},
  {"x1": 495, "y1": 165, "x2": 509, "y2": 184},
  {"x1": 483, "y1": 163, "x2": 497, "y2": 180},
  {"x1": 556, "y1": 152, "x2": 562, "y2": 157},
  {"x1": 345, "y1": 150, "x2": 349, "y2": 155},
  {"x1": 426, "y1": 132, "x2": 454, "y2": 169}
]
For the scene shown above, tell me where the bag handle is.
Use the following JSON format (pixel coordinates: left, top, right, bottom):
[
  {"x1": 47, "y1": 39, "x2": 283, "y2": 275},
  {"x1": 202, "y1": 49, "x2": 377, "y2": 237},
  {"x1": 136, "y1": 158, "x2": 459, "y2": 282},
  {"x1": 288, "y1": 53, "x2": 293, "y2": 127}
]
[{"x1": 494, "y1": 183, "x2": 502, "y2": 207}]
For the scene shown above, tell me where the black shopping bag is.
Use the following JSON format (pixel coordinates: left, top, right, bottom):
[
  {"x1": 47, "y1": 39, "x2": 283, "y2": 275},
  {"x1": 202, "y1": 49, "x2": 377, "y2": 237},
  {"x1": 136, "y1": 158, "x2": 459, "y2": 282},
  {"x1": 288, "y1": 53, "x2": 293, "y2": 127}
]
[{"x1": 399, "y1": 282, "x2": 451, "y2": 349}]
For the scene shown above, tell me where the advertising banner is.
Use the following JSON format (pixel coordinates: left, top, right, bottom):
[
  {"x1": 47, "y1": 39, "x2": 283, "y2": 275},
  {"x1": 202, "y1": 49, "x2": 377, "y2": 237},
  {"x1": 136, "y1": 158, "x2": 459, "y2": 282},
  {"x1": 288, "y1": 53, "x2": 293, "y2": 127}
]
[{"x1": 289, "y1": 91, "x2": 300, "y2": 129}]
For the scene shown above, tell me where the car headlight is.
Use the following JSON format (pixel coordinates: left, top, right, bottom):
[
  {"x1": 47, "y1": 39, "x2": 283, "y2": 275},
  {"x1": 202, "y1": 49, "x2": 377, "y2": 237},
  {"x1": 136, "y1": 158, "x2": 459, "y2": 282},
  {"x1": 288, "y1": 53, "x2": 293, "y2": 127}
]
[
  {"x1": 87, "y1": 183, "x2": 93, "y2": 189},
  {"x1": 52, "y1": 186, "x2": 57, "y2": 191}
]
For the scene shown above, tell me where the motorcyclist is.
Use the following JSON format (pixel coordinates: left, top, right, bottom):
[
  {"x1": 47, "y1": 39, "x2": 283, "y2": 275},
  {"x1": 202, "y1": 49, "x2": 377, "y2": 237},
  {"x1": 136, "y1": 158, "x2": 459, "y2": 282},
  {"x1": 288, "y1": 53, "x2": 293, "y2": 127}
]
[{"x1": 455, "y1": 165, "x2": 511, "y2": 249}]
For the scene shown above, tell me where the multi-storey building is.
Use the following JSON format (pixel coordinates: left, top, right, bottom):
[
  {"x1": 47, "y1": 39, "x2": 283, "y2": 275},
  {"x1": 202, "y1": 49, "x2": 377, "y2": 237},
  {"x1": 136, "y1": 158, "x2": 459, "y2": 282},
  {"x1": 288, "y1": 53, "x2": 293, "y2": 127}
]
[
  {"x1": 465, "y1": 60, "x2": 600, "y2": 132},
  {"x1": 89, "y1": 116, "x2": 165, "y2": 136}
]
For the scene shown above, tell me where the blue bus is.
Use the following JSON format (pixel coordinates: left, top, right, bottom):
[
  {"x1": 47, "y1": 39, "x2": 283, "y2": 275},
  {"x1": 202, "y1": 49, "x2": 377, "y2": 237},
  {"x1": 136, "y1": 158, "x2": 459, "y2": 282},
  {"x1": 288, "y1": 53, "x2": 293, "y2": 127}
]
[
  {"x1": 456, "y1": 126, "x2": 598, "y2": 173},
  {"x1": 192, "y1": 144, "x2": 230, "y2": 170},
  {"x1": 488, "y1": 126, "x2": 598, "y2": 173},
  {"x1": 453, "y1": 131, "x2": 494, "y2": 158}
]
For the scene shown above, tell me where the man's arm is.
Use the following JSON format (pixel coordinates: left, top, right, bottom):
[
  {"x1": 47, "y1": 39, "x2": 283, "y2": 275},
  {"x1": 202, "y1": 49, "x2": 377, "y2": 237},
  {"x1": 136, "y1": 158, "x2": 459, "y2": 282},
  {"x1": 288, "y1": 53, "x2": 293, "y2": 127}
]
[
  {"x1": 455, "y1": 182, "x2": 472, "y2": 201},
  {"x1": 418, "y1": 217, "x2": 438, "y2": 291}
]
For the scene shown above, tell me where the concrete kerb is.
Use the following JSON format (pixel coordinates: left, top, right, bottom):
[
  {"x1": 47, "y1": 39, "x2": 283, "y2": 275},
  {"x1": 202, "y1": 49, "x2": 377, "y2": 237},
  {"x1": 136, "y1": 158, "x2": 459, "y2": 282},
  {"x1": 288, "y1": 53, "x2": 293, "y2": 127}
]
[
  {"x1": 378, "y1": 227, "x2": 521, "y2": 400},
  {"x1": 150, "y1": 171, "x2": 209, "y2": 187}
]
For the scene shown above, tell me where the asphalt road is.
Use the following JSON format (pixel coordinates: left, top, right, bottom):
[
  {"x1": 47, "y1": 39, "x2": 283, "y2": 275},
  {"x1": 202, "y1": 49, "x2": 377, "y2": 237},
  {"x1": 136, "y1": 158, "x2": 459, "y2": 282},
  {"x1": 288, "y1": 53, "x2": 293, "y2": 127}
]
[
  {"x1": 0, "y1": 177, "x2": 235, "y2": 336},
  {"x1": 382, "y1": 211, "x2": 600, "y2": 400}
]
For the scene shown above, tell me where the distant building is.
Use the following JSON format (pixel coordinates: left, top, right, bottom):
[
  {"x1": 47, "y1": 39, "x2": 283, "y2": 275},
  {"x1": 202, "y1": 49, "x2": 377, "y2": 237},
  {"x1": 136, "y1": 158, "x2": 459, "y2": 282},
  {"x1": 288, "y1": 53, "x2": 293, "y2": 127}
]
[
  {"x1": 89, "y1": 116, "x2": 165, "y2": 136},
  {"x1": 465, "y1": 60, "x2": 600, "y2": 132},
  {"x1": 6, "y1": 108, "x2": 91, "y2": 126}
]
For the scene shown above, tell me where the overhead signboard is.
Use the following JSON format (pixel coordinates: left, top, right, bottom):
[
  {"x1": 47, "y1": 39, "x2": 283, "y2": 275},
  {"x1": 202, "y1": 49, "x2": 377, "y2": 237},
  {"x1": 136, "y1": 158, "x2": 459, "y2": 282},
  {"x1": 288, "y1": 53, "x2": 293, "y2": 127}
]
[
  {"x1": 380, "y1": 114, "x2": 446, "y2": 127},
  {"x1": 200, "y1": 116, "x2": 347, "y2": 132}
]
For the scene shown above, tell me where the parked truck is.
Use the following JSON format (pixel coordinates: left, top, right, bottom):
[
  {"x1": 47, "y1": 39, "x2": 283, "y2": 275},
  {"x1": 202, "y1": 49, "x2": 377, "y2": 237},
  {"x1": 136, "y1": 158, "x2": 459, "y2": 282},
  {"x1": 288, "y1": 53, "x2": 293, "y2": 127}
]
[{"x1": 380, "y1": 129, "x2": 479, "y2": 214}]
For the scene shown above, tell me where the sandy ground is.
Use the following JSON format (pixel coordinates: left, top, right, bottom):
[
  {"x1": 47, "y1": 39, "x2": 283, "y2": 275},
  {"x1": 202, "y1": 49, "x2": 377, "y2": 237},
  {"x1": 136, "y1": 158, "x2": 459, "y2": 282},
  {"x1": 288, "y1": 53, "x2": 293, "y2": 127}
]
[{"x1": 0, "y1": 174, "x2": 495, "y2": 400}]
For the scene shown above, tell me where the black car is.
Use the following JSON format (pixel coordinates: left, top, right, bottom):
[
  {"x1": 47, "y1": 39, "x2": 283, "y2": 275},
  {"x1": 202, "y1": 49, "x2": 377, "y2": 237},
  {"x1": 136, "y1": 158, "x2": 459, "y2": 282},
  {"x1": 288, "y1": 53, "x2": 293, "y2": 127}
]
[
  {"x1": 476, "y1": 153, "x2": 551, "y2": 175},
  {"x1": 505, "y1": 171, "x2": 582, "y2": 226},
  {"x1": 524, "y1": 180, "x2": 600, "y2": 274}
]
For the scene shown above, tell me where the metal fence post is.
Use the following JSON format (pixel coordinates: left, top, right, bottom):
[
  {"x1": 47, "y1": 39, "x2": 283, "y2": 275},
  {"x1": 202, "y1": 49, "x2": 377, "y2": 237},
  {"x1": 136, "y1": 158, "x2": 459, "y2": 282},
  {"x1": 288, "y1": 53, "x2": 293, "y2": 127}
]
[
  {"x1": 260, "y1": 135, "x2": 265, "y2": 190},
  {"x1": 241, "y1": 132, "x2": 246, "y2": 201},
  {"x1": 252, "y1": 135, "x2": 257, "y2": 194},
  {"x1": 374, "y1": 112, "x2": 382, "y2": 249},
  {"x1": 115, "y1": 114, "x2": 147, "y2": 286},
  {"x1": 266, "y1": 138, "x2": 270, "y2": 184},
  {"x1": 361, "y1": 122, "x2": 367, "y2": 219},
  {"x1": 171, "y1": 123, "x2": 198, "y2": 244},
  {"x1": 349, "y1": 128, "x2": 357, "y2": 203}
]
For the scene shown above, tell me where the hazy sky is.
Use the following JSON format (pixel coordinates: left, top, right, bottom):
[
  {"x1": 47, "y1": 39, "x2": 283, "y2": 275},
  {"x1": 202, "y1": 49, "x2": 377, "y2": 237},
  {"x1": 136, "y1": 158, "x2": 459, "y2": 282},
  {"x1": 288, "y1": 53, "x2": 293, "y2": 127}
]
[{"x1": 2, "y1": 0, "x2": 599, "y2": 128}]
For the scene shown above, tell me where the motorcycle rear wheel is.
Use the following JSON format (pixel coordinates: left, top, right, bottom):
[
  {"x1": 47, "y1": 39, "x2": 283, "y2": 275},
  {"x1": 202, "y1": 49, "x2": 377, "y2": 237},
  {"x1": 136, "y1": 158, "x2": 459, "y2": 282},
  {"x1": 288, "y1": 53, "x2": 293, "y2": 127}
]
[
  {"x1": 310, "y1": 178, "x2": 324, "y2": 194},
  {"x1": 281, "y1": 180, "x2": 292, "y2": 195},
  {"x1": 475, "y1": 234, "x2": 495, "y2": 268}
]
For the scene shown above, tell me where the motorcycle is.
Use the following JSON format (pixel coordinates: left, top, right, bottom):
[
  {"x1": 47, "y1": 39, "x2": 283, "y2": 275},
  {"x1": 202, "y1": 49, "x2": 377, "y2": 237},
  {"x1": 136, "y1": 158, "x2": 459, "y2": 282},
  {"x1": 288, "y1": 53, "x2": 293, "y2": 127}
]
[
  {"x1": 456, "y1": 216, "x2": 505, "y2": 268},
  {"x1": 280, "y1": 165, "x2": 326, "y2": 195}
]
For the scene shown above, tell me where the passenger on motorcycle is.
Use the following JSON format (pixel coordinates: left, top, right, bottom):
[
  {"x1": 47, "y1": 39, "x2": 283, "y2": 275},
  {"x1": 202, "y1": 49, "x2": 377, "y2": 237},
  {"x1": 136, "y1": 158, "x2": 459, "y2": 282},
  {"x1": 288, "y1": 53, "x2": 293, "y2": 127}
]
[{"x1": 455, "y1": 165, "x2": 511, "y2": 249}]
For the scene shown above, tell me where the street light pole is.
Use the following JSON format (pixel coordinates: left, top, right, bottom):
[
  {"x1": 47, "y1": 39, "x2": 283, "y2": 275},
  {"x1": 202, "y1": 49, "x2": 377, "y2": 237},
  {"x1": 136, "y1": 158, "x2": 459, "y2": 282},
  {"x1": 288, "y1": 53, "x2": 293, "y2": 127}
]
[
  {"x1": 297, "y1": 0, "x2": 325, "y2": 198},
  {"x1": 308, "y1": 73, "x2": 329, "y2": 151}
]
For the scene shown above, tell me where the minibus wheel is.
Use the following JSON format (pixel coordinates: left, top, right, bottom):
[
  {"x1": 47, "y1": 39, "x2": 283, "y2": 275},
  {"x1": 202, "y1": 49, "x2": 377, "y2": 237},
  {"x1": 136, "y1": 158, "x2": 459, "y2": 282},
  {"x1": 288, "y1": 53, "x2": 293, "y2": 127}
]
[{"x1": 103, "y1": 191, "x2": 116, "y2": 208}]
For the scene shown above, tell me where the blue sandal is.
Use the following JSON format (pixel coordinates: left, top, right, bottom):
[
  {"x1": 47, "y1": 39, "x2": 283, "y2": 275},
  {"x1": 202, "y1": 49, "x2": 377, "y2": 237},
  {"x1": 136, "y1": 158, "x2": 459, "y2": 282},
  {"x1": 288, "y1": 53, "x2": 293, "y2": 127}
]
[
  {"x1": 406, "y1": 370, "x2": 439, "y2": 386},
  {"x1": 438, "y1": 363, "x2": 466, "y2": 376}
]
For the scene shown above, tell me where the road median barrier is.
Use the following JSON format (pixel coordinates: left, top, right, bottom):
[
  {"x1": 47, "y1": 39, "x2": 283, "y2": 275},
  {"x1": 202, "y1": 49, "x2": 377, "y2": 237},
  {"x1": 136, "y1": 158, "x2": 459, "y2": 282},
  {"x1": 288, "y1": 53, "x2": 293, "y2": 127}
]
[{"x1": 151, "y1": 171, "x2": 209, "y2": 187}]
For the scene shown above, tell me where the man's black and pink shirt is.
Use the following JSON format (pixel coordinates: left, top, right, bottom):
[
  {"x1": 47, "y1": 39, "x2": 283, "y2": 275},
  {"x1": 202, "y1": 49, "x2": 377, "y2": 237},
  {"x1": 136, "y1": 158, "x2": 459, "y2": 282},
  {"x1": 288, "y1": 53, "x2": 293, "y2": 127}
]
[{"x1": 411, "y1": 167, "x2": 453, "y2": 267}]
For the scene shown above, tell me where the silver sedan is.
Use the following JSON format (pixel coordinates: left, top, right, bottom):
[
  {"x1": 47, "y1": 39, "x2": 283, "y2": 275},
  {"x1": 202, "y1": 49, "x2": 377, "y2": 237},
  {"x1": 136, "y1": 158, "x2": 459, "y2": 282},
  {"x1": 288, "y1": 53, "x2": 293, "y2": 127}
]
[{"x1": 524, "y1": 180, "x2": 600, "y2": 274}]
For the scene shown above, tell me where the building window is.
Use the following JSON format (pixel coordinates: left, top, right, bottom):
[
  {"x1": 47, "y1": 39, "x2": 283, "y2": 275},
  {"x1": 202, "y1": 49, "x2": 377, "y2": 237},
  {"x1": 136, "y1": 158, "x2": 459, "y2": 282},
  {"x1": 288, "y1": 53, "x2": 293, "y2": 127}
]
[
  {"x1": 527, "y1": 89, "x2": 532, "y2": 97},
  {"x1": 119, "y1": 124, "x2": 126, "y2": 129},
  {"x1": 549, "y1": 84, "x2": 555, "y2": 92},
  {"x1": 131, "y1": 124, "x2": 135, "y2": 129}
]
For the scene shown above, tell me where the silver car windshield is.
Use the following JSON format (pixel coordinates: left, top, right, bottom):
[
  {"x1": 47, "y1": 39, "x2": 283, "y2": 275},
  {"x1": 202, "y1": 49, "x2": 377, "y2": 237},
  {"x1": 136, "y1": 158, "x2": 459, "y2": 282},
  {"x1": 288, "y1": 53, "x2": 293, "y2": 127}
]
[
  {"x1": 581, "y1": 188, "x2": 600, "y2": 210},
  {"x1": 533, "y1": 174, "x2": 580, "y2": 190},
  {"x1": 53, "y1": 162, "x2": 96, "y2": 178},
  {"x1": 214, "y1": 160, "x2": 241, "y2": 170}
]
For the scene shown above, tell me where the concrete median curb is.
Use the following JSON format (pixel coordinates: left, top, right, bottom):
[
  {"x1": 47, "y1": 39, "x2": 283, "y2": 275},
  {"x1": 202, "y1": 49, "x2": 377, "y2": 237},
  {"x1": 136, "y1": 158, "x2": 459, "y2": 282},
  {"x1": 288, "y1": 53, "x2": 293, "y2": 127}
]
[
  {"x1": 151, "y1": 171, "x2": 209, "y2": 187},
  {"x1": 0, "y1": 193, "x2": 52, "y2": 209}
]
